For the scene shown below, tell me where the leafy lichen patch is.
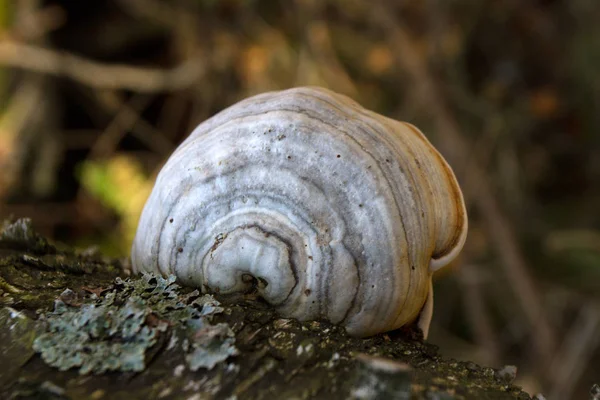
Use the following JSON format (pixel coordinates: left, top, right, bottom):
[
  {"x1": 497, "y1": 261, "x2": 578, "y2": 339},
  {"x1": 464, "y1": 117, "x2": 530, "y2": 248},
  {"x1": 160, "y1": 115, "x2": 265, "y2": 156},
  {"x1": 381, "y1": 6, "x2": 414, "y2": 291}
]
[
  {"x1": 185, "y1": 322, "x2": 238, "y2": 371},
  {"x1": 33, "y1": 294, "x2": 162, "y2": 374},
  {"x1": 33, "y1": 274, "x2": 238, "y2": 375}
]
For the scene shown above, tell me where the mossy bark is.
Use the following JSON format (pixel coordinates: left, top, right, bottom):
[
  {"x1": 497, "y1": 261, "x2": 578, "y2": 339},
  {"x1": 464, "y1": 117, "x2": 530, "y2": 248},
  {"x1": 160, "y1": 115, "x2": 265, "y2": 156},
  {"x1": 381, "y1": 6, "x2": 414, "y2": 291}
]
[{"x1": 0, "y1": 219, "x2": 533, "y2": 400}]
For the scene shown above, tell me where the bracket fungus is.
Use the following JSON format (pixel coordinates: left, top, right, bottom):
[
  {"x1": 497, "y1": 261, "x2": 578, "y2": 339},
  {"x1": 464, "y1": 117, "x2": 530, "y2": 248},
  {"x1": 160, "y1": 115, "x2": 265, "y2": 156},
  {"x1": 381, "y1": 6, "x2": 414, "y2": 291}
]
[{"x1": 131, "y1": 87, "x2": 467, "y2": 338}]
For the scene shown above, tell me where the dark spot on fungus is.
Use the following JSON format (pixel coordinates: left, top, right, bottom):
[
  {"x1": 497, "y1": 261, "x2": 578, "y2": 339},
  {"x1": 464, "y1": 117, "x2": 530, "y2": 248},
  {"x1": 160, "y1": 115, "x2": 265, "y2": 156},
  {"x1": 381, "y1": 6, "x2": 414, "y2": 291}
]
[
  {"x1": 258, "y1": 277, "x2": 269, "y2": 288},
  {"x1": 241, "y1": 274, "x2": 269, "y2": 291},
  {"x1": 411, "y1": 265, "x2": 416, "y2": 271},
  {"x1": 359, "y1": 204, "x2": 363, "y2": 208},
  {"x1": 169, "y1": 218, "x2": 174, "y2": 223},
  {"x1": 304, "y1": 289, "x2": 312, "y2": 296},
  {"x1": 336, "y1": 154, "x2": 341, "y2": 158},
  {"x1": 287, "y1": 155, "x2": 292, "y2": 159},
  {"x1": 177, "y1": 247, "x2": 183, "y2": 253},
  {"x1": 308, "y1": 256, "x2": 313, "y2": 260}
]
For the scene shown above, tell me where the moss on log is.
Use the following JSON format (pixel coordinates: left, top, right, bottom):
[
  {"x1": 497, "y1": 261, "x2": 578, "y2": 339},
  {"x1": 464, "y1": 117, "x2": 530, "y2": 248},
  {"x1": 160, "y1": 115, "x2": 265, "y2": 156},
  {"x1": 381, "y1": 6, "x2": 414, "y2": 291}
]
[{"x1": 0, "y1": 218, "x2": 533, "y2": 400}]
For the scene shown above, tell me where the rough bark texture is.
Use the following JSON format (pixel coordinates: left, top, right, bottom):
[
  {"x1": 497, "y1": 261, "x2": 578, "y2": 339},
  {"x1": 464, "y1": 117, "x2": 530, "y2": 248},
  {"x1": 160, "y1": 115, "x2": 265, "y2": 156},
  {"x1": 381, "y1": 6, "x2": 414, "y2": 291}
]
[{"x1": 0, "y1": 218, "x2": 533, "y2": 400}]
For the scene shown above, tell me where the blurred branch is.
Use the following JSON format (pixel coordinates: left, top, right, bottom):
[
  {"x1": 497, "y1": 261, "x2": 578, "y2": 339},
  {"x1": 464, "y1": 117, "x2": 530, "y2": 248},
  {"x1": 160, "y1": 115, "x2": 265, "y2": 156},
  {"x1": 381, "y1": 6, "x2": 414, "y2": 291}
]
[
  {"x1": 304, "y1": 21, "x2": 357, "y2": 96},
  {"x1": 115, "y1": 0, "x2": 199, "y2": 59},
  {"x1": 548, "y1": 303, "x2": 600, "y2": 400},
  {"x1": 294, "y1": 0, "x2": 357, "y2": 96},
  {"x1": 0, "y1": 78, "x2": 45, "y2": 196},
  {"x1": 87, "y1": 93, "x2": 155, "y2": 161},
  {"x1": 371, "y1": 3, "x2": 557, "y2": 366},
  {"x1": 91, "y1": 91, "x2": 174, "y2": 158},
  {"x1": 545, "y1": 229, "x2": 600, "y2": 253},
  {"x1": 157, "y1": 93, "x2": 191, "y2": 142},
  {"x1": 114, "y1": 0, "x2": 180, "y2": 28},
  {"x1": 12, "y1": 4, "x2": 66, "y2": 41},
  {"x1": 457, "y1": 264, "x2": 501, "y2": 366},
  {"x1": 0, "y1": 0, "x2": 61, "y2": 200},
  {"x1": 0, "y1": 40, "x2": 205, "y2": 92}
]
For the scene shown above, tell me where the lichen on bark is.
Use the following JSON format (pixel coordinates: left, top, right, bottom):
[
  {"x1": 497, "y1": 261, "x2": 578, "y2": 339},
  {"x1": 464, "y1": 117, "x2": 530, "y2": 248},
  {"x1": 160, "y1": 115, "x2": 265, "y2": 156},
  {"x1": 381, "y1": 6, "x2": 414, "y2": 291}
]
[{"x1": 32, "y1": 277, "x2": 235, "y2": 375}]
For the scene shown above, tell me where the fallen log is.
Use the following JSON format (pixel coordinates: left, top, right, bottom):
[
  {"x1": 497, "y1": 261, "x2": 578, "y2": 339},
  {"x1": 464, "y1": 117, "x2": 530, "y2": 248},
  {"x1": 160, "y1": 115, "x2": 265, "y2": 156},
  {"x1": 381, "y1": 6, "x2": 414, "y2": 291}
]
[{"x1": 0, "y1": 218, "x2": 532, "y2": 400}]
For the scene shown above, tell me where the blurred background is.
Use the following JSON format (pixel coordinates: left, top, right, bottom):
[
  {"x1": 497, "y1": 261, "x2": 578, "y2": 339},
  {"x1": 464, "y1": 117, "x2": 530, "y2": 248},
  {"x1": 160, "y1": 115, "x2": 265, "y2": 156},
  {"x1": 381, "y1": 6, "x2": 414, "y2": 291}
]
[{"x1": 0, "y1": 0, "x2": 598, "y2": 398}]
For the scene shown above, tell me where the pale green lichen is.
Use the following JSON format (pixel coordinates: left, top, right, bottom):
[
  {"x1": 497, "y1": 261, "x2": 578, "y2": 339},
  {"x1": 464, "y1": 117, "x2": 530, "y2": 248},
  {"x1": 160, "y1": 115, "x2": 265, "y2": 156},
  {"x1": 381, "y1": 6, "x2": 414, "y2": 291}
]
[
  {"x1": 33, "y1": 292, "x2": 164, "y2": 374},
  {"x1": 33, "y1": 273, "x2": 237, "y2": 375},
  {"x1": 185, "y1": 322, "x2": 238, "y2": 371}
]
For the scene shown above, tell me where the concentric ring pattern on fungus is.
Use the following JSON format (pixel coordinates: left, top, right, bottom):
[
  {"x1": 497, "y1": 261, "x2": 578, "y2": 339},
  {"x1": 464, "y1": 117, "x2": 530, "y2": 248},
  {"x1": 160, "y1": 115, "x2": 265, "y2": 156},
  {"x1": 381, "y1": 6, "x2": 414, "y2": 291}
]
[{"x1": 131, "y1": 87, "x2": 467, "y2": 338}]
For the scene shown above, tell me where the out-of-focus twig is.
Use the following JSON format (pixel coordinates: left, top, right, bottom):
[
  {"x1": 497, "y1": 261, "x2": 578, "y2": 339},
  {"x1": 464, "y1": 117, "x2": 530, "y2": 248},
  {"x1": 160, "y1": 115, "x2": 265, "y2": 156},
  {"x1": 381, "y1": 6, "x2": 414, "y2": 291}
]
[
  {"x1": 116, "y1": 0, "x2": 202, "y2": 141},
  {"x1": 548, "y1": 303, "x2": 600, "y2": 400},
  {"x1": 0, "y1": 0, "x2": 61, "y2": 200},
  {"x1": 294, "y1": 0, "x2": 357, "y2": 96},
  {"x1": 457, "y1": 264, "x2": 501, "y2": 366},
  {"x1": 91, "y1": 91, "x2": 174, "y2": 158},
  {"x1": 0, "y1": 40, "x2": 205, "y2": 92},
  {"x1": 114, "y1": 0, "x2": 180, "y2": 28},
  {"x1": 11, "y1": 4, "x2": 66, "y2": 41},
  {"x1": 115, "y1": 0, "x2": 199, "y2": 59},
  {"x1": 0, "y1": 79, "x2": 44, "y2": 196},
  {"x1": 158, "y1": 94, "x2": 190, "y2": 142},
  {"x1": 371, "y1": 3, "x2": 557, "y2": 365},
  {"x1": 545, "y1": 229, "x2": 600, "y2": 253},
  {"x1": 87, "y1": 93, "x2": 155, "y2": 161}
]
